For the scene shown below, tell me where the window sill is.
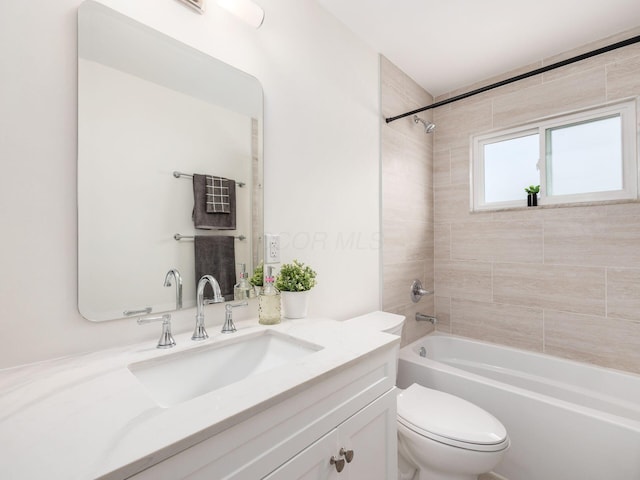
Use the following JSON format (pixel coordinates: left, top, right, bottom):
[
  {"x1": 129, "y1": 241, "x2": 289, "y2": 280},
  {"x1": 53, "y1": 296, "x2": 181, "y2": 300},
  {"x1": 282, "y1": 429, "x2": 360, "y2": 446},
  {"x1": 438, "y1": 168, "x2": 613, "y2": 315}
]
[{"x1": 470, "y1": 198, "x2": 640, "y2": 214}]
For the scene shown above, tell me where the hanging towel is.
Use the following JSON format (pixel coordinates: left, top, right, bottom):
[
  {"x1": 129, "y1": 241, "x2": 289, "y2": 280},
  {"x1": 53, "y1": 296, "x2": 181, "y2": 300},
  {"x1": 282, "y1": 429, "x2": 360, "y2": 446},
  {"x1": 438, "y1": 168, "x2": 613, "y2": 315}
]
[
  {"x1": 194, "y1": 235, "x2": 236, "y2": 301},
  {"x1": 206, "y1": 175, "x2": 231, "y2": 213},
  {"x1": 192, "y1": 173, "x2": 236, "y2": 230}
]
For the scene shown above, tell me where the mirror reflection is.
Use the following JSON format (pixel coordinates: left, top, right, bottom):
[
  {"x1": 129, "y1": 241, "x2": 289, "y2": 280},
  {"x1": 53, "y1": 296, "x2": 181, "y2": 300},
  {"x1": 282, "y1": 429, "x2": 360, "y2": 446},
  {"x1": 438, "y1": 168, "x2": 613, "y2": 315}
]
[{"x1": 78, "y1": 1, "x2": 263, "y2": 321}]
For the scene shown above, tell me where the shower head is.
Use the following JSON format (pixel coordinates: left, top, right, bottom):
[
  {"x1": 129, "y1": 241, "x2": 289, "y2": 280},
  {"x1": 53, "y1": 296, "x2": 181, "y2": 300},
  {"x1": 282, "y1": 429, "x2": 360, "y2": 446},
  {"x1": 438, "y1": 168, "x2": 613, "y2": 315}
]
[{"x1": 413, "y1": 115, "x2": 436, "y2": 134}]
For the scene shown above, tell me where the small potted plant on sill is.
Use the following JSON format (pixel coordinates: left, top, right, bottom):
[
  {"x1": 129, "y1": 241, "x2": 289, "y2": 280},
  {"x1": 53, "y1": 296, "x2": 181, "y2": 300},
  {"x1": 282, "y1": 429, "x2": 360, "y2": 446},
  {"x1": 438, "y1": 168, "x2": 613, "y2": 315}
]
[
  {"x1": 524, "y1": 185, "x2": 540, "y2": 207},
  {"x1": 276, "y1": 259, "x2": 317, "y2": 319}
]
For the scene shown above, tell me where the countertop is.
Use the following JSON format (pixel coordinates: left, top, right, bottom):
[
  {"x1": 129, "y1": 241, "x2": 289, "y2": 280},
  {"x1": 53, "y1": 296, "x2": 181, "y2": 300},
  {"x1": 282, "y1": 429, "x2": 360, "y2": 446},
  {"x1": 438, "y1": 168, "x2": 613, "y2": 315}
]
[{"x1": 0, "y1": 317, "x2": 398, "y2": 480}]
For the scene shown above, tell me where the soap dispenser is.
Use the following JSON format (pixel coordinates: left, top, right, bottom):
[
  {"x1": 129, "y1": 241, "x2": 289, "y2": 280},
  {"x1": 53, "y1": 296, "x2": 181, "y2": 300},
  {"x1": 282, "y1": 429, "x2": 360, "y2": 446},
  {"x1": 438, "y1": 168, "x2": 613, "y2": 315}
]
[
  {"x1": 234, "y1": 263, "x2": 255, "y2": 300},
  {"x1": 259, "y1": 266, "x2": 281, "y2": 325}
]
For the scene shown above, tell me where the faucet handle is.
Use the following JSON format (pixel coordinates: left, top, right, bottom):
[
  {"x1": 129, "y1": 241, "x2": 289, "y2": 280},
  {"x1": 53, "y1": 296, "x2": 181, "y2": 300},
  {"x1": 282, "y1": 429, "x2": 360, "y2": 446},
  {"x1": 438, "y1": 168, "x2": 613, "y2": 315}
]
[
  {"x1": 137, "y1": 314, "x2": 176, "y2": 349},
  {"x1": 222, "y1": 301, "x2": 248, "y2": 334}
]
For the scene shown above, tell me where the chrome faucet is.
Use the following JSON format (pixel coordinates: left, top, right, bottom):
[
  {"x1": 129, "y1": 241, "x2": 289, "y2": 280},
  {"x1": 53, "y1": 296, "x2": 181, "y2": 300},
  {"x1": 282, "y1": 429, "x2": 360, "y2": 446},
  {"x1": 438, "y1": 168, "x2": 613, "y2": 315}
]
[
  {"x1": 192, "y1": 275, "x2": 224, "y2": 341},
  {"x1": 164, "y1": 269, "x2": 183, "y2": 310}
]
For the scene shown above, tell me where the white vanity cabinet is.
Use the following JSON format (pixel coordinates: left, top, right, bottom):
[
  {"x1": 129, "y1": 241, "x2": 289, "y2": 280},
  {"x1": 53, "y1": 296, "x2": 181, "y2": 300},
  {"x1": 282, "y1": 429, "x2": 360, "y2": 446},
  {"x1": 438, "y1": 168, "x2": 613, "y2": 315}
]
[
  {"x1": 127, "y1": 343, "x2": 398, "y2": 480},
  {"x1": 264, "y1": 388, "x2": 397, "y2": 480}
]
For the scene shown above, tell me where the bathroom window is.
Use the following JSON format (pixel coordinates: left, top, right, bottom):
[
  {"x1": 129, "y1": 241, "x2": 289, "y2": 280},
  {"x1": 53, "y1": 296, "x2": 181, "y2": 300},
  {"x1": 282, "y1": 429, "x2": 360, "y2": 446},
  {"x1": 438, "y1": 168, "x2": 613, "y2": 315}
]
[{"x1": 471, "y1": 99, "x2": 638, "y2": 211}]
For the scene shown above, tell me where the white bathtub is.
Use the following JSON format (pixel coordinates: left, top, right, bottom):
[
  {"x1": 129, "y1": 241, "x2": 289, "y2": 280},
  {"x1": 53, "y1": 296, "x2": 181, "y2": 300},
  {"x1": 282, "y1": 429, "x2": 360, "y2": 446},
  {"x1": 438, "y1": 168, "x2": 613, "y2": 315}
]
[{"x1": 396, "y1": 333, "x2": 640, "y2": 480}]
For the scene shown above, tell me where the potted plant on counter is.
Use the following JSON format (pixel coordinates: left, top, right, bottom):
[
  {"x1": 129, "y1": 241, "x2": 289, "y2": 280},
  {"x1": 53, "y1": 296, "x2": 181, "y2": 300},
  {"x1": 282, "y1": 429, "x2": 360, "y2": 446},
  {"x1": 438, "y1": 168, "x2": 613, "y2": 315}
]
[
  {"x1": 525, "y1": 184, "x2": 540, "y2": 206},
  {"x1": 276, "y1": 259, "x2": 317, "y2": 319}
]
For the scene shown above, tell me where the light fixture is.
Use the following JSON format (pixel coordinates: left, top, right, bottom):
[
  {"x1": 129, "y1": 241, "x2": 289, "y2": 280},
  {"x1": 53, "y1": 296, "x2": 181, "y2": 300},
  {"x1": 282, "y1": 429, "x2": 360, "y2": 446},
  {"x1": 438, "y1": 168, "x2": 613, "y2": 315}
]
[
  {"x1": 217, "y1": 0, "x2": 265, "y2": 28},
  {"x1": 177, "y1": 0, "x2": 206, "y2": 14}
]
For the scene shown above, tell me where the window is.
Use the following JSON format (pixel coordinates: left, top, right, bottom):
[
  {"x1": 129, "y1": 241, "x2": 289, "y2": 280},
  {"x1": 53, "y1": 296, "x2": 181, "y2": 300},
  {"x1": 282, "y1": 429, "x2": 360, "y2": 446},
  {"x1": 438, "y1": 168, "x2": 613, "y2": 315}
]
[{"x1": 471, "y1": 99, "x2": 637, "y2": 211}]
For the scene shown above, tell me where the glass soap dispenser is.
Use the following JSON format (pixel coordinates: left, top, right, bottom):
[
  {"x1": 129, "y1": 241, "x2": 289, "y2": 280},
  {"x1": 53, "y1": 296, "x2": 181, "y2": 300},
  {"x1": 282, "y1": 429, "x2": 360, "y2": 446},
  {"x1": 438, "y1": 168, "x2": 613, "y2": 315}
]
[
  {"x1": 234, "y1": 263, "x2": 255, "y2": 300},
  {"x1": 259, "y1": 266, "x2": 281, "y2": 325}
]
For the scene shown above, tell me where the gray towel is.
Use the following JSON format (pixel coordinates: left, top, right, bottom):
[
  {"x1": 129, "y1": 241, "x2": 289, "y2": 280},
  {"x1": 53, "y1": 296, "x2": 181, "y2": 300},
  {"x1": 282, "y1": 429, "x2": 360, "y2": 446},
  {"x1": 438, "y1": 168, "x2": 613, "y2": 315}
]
[
  {"x1": 192, "y1": 173, "x2": 236, "y2": 230},
  {"x1": 194, "y1": 235, "x2": 236, "y2": 301},
  {"x1": 206, "y1": 176, "x2": 231, "y2": 213}
]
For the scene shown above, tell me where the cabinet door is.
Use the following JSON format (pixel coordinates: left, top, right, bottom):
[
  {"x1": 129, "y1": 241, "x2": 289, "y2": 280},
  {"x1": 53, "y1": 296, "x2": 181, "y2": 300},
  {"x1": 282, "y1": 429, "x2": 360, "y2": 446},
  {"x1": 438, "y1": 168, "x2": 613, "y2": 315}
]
[
  {"x1": 339, "y1": 389, "x2": 397, "y2": 480},
  {"x1": 263, "y1": 430, "x2": 339, "y2": 480}
]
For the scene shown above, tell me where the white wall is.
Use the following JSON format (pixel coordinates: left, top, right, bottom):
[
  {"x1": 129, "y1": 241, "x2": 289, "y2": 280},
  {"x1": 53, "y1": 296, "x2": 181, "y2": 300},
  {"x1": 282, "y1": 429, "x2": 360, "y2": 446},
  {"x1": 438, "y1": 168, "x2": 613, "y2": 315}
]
[{"x1": 0, "y1": 0, "x2": 380, "y2": 368}]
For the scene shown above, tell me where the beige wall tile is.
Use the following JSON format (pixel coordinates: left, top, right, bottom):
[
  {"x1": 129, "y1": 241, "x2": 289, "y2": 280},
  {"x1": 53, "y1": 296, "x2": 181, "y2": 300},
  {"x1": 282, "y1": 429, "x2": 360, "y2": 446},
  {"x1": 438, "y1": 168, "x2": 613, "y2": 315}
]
[
  {"x1": 434, "y1": 222, "x2": 451, "y2": 261},
  {"x1": 434, "y1": 295, "x2": 451, "y2": 332},
  {"x1": 607, "y1": 53, "x2": 640, "y2": 100},
  {"x1": 493, "y1": 263, "x2": 606, "y2": 316},
  {"x1": 607, "y1": 267, "x2": 640, "y2": 321},
  {"x1": 450, "y1": 220, "x2": 543, "y2": 264},
  {"x1": 381, "y1": 54, "x2": 434, "y2": 320},
  {"x1": 434, "y1": 183, "x2": 491, "y2": 224},
  {"x1": 544, "y1": 216, "x2": 640, "y2": 268},
  {"x1": 433, "y1": 98, "x2": 493, "y2": 149},
  {"x1": 383, "y1": 260, "x2": 428, "y2": 311},
  {"x1": 434, "y1": 148, "x2": 451, "y2": 186},
  {"x1": 493, "y1": 68, "x2": 606, "y2": 127},
  {"x1": 450, "y1": 146, "x2": 470, "y2": 186},
  {"x1": 543, "y1": 28, "x2": 640, "y2": 83},
  {"x1": 545, "y1": 310, "x2": 640, "y2": 374},
  {"x1": 446, "y1": 61, "x2": 543, "y2": 104},
  {"x1": 435, "y1": 260, "x2": 492, "y2": 302},
  {"x1": 451, "y1": 298, "x2": 543, "y2": 351},
  {"x1": 605, "y1": 202, "x2": 640, "y2": 217},
  {"x1": 382, "y1": 217, "x2": 431, "y2": 265}
]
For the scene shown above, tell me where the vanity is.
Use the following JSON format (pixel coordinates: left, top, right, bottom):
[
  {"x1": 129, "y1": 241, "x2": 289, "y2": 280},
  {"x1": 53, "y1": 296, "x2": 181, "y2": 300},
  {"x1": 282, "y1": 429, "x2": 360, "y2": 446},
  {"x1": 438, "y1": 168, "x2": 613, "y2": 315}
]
[
  {"x1": 5, "y1": 3, "x2": 402, "y2": 477},
  {"x1": 0, "y1": 318, "x2": 399, "y2": 479}
]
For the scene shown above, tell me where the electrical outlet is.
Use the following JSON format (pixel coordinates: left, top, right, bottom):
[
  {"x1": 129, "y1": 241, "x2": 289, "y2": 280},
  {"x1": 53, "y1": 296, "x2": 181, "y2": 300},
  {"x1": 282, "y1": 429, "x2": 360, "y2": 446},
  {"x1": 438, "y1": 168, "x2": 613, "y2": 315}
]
[{"x1": 265, "y1": 233, "x2": 280, "y2": 264}]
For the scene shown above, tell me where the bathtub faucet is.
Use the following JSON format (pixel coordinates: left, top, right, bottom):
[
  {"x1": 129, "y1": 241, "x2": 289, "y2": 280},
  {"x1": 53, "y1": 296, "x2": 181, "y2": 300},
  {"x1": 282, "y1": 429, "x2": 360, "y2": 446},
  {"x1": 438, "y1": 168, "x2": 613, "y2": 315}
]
[
  {"x1": 410, "y1": 279, "x2": 433, "y2": 303},
  {"x1": 416, "y1": 313, "x2": 437, "y2": 325}
]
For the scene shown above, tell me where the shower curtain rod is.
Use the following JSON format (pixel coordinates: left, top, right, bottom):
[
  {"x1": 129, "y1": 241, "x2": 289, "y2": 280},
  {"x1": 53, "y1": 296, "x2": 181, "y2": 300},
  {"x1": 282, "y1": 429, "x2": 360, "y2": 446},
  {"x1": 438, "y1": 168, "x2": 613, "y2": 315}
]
[{"x1": 385, "y1": 34, "x2": 640, "y2": 124}]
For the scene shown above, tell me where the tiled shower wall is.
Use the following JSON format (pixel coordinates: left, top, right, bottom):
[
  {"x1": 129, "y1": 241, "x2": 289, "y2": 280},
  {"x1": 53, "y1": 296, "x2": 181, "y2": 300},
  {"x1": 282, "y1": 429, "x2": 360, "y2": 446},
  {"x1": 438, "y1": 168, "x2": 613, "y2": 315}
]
[
  {"x1": 380, "y1": 56, "x2": 435, "y2": 345},
  {"x1": 433, "y1": 27, "x2": 640, "y2": 374}
]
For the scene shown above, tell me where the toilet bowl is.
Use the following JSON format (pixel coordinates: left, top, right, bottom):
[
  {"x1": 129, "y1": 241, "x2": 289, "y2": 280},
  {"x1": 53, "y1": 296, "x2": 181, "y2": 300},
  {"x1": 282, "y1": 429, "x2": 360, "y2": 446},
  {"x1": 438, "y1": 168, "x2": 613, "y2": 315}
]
[
  {"x1": 397, "y1": 384, "x2": 509, "y2": 480},
  {"x1": 345, "y1": 311, "x2": 509, "y2": 480}
]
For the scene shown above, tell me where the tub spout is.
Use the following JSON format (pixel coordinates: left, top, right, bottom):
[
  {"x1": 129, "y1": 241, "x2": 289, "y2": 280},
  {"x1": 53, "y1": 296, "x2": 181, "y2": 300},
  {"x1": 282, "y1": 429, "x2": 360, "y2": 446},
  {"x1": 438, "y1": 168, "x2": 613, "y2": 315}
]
[{"x1": 416, "y1": 313, "x2": 437, "y2": 325}]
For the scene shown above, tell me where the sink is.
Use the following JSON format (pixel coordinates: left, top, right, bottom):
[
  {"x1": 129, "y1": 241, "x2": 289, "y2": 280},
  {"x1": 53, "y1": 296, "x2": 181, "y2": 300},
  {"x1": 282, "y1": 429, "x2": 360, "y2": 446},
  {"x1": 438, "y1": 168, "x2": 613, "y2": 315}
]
[{"x1": 128, "y1": 330, "x2": 322, "y2": 407}]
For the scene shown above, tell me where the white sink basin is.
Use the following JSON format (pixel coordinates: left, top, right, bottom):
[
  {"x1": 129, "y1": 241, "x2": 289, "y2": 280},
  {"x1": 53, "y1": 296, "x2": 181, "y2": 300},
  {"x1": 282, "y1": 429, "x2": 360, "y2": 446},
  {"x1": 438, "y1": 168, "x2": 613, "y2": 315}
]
[{"x1": 128, "y1": 330, "x2": 322, "y2": 407}]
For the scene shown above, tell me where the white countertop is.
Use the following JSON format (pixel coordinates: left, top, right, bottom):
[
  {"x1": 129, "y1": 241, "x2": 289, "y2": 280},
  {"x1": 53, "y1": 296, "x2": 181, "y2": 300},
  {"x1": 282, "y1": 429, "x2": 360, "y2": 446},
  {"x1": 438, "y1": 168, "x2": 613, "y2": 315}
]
[{"x1": 0, "y1": 317, "x2": 398, "y2": 480}]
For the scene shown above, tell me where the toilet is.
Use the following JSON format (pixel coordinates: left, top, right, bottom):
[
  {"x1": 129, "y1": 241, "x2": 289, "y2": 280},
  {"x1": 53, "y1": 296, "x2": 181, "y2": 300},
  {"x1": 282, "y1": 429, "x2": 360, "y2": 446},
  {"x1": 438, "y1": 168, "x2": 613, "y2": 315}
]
[{"x1": 345, "y1": 312, "x2": 509, "y2": 480}]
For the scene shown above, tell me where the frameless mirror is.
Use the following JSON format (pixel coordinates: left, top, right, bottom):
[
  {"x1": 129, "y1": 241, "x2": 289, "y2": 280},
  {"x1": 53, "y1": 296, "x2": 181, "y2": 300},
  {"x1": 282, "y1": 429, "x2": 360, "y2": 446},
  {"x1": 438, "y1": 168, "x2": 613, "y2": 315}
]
[{"x1": 78, "y1": 1, "x2": 263, "y2": 321}]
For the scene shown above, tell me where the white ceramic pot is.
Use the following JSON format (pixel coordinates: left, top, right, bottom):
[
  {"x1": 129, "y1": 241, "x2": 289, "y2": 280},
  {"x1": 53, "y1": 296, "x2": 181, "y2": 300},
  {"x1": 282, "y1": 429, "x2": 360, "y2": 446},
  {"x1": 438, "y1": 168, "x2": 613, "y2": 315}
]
[{"x1": 281, "y1": 290, "x2": 310, "y2": 319}]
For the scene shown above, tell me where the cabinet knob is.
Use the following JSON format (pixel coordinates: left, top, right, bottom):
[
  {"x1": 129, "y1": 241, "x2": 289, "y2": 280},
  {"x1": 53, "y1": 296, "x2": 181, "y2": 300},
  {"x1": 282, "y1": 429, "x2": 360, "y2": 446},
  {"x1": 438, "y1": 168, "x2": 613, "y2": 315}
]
[
  {"x1": 330, "y1": 456, "x2": 345, "y2": 472},
  {"x1": 339, "y1": 447, "x2": 354, "y2": 463}
]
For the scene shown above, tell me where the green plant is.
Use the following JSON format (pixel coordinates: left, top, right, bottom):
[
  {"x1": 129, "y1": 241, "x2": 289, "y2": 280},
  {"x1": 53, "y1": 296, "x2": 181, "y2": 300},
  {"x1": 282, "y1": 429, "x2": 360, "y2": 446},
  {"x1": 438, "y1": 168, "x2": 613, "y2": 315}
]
[
  {"x1": 250, "y1": 262, "x2": 264, "y2": 287},
  {"x1": 275, "y1": 260, "x2": 317, "y2": 292},
  {"x1": 524, "y1": 185, "x2": 540, "y2": 194}
]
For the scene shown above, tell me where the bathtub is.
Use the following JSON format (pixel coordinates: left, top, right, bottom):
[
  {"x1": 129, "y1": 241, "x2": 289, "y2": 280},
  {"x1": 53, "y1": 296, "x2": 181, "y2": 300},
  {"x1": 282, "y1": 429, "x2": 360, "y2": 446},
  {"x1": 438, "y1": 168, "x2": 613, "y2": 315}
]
[{"x1": 396, "y1": 333, "x2": 640, "y2": 480}]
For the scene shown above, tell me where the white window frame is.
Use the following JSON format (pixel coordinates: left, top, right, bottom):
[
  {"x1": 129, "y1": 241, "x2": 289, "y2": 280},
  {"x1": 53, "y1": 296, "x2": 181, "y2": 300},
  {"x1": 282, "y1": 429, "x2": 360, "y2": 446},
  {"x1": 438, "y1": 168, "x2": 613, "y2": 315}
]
[{"x1": 471, "y1": 98, "x2": 638, "y2": 211}]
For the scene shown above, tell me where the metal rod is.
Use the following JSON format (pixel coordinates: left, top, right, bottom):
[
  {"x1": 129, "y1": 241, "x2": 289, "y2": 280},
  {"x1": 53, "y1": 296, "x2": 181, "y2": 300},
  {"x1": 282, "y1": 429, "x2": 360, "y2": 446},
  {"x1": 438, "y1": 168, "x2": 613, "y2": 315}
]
[
  {"x1": 174, "y1": 233, "x2": 246, "y2": 241},
  {"x1": 385, "y1": 34, "x2": 640, "y2": 124},
  {"x1": 123, "y1": 307, "x2": 152, "y2": 316},
  {"x1": 173, "y1": 171, "x2": 245, "y2": 187}
]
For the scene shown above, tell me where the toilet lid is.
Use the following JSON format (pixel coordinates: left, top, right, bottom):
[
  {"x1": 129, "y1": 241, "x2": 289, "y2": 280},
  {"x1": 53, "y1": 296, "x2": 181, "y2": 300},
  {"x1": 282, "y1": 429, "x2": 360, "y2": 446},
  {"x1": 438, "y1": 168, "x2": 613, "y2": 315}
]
[{"x1": 397, "y1": 384, "x2": 508, "y2": 450}]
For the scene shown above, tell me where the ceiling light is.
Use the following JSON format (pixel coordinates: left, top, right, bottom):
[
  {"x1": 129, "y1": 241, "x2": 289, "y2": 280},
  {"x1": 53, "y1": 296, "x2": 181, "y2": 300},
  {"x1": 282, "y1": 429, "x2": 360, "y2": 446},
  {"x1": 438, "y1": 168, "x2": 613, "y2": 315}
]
[{"x1": 217, "y1": 0, "x2": 264, "y2": 28}]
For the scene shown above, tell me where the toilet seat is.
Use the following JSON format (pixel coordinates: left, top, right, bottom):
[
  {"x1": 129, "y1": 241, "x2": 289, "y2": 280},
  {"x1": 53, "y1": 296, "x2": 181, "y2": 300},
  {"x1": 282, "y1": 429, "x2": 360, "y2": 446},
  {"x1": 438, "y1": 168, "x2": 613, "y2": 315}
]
[{"x1": 397, "y1": 384, "x2": 509, "y2": 453}]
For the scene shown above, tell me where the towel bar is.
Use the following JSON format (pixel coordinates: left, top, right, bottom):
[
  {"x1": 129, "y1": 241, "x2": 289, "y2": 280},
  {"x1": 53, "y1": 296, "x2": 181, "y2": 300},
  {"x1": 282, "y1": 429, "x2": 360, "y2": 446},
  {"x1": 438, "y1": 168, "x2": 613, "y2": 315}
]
[
  {"x1": 173, "y1": 171, "x2": 246, "y2": 187},
  {"x1": 174, "y1": 233, "x2": 246, "y2": 241}
]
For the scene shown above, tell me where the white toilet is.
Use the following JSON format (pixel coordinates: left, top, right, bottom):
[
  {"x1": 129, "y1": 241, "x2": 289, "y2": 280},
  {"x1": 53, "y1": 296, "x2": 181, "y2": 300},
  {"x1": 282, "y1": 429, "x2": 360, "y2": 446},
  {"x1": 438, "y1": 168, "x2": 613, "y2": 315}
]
[{"x1": 345, "y1": 312, "x2": 509, "y2": 480}]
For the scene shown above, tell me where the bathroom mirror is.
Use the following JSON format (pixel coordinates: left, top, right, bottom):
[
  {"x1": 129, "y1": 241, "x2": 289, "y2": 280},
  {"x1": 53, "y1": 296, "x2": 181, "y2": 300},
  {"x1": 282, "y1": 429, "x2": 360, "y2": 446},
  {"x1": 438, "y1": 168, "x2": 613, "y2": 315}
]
[{"x1": 78, "y1": 1, "x2": 263, "y2": 321}]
